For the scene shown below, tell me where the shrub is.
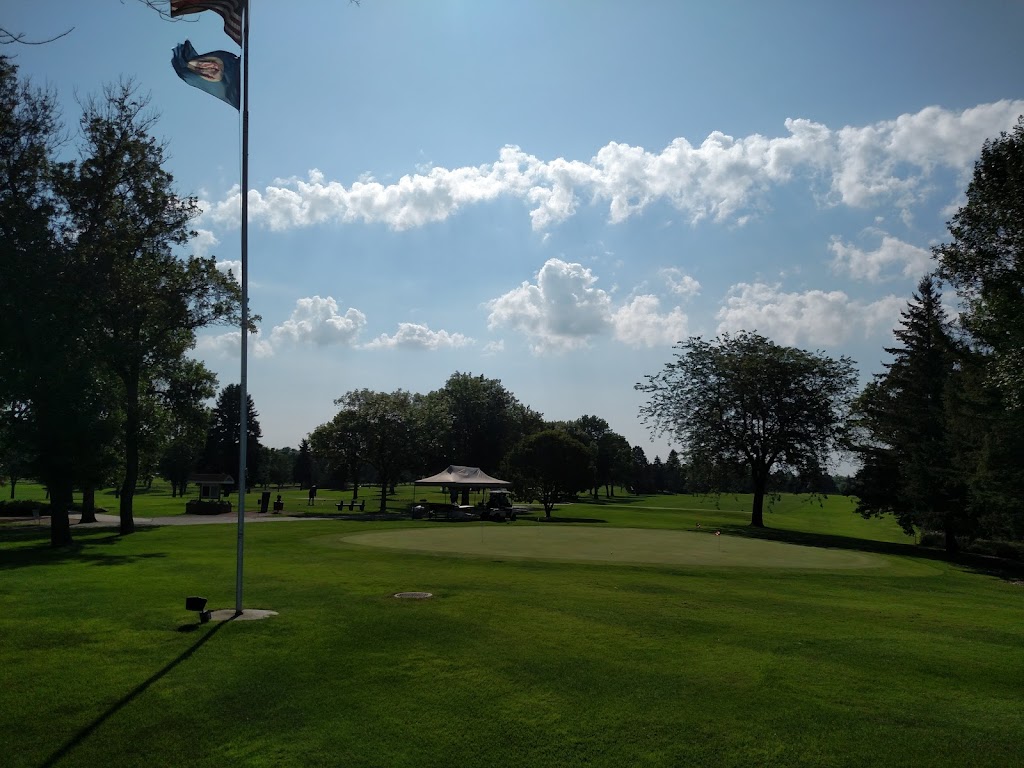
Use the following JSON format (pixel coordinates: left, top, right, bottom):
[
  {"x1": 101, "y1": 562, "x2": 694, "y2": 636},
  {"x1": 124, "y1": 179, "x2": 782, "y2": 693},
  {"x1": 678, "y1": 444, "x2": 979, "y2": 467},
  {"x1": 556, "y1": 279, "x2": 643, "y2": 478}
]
[
  {"x1": 0, "y1": 499, "x2": 47, "y2": 517},
  {"x1": 964, "y1": 539, "x2": 1024, "y2": 562},
  {"x1": 185, "y1": 499, "x2": 232, "y2": 515}
]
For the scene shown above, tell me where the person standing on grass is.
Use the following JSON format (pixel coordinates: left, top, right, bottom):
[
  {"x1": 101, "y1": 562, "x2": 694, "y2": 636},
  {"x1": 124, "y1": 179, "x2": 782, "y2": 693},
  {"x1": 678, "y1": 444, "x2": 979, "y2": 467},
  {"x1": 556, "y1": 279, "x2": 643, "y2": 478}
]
[{"x1": 308, "y1": 485, "x2": 317, "y2": 506}]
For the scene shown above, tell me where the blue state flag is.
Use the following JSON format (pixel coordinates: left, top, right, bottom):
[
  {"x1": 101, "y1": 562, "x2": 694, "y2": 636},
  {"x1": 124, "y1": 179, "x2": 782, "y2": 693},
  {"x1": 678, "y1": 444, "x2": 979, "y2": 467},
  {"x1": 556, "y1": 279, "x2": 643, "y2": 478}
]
[{"x1": 172, "y1": 40, "x2": 240, "y2": 110}]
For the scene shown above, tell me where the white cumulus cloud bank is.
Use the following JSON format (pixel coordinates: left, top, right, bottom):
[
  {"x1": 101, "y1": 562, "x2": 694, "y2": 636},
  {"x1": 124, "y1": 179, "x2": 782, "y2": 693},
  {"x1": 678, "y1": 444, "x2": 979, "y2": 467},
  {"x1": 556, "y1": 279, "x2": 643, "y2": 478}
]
[
  {"x1": 269, "y1": 295, "x2": 367, "y2": 349},
  {"x1": 487, "y1": 258, "x2": 689, "y2": 353},
  {"x1": 612, "y1": 295, "x2": 690, "y2": 348},
  {"x1": 829, "y1": 233, "x2": 932, "y2": 282},
  {"x1": 199, "y1": 100, "x2": 1024, "y2": 233},
  {"x1": 194, "y1": 329, "x2": 274, "y2": 360},
  {"x1": 716, "y1": 283, "x2": 906, "y2": 346},
  {"x1": 363, "y1": 323, "x2": 473, "y2": 350}
]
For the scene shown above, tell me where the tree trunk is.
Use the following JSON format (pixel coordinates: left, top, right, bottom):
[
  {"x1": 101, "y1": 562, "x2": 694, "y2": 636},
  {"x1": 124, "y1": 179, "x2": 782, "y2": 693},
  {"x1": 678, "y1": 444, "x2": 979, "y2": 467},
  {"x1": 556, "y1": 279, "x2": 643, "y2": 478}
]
[
  {"x1": 49, "y1": 480, "x2": 74, "y2": 548},
  {"x1": 379, "y1": 475, "x2": 388, "y2": 514},
  {"x1": 944, "y1": 521, "x2": 960, "y2": 556},
  {"x1": 9, "y1": 477, "x2": 16, "y2": 499},
  {"x1": 80, "y1": 486, "x2": 97, "y2": 524},
  {"x1": 750, "y1": 466, "x2": 768, "y2": 528},
  {"x1": 119, "y1": 371, "x2": 139, "y2": 535}
]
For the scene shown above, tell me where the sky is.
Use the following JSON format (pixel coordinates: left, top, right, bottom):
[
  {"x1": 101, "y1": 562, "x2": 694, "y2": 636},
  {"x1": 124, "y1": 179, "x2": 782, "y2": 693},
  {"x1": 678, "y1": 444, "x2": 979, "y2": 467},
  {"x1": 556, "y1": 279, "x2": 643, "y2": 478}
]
[{"x1": 5, "y1": 1, "x2": 1024, "y2": 469}]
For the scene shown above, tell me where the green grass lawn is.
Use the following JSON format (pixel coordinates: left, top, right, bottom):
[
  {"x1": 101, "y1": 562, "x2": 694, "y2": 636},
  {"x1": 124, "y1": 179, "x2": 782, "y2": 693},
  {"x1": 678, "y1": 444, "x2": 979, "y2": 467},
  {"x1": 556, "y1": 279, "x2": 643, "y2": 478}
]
[{"x1": 1, "y1": 494, "x2": 1021, "y2": 767}]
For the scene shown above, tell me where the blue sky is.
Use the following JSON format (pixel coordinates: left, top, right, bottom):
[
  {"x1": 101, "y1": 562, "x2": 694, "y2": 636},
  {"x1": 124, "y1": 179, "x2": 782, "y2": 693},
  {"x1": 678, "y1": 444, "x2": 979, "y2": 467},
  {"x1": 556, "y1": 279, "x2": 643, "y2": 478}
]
[{"x1": 7, "y1": 1, "x2": 1024, "y2": 467}]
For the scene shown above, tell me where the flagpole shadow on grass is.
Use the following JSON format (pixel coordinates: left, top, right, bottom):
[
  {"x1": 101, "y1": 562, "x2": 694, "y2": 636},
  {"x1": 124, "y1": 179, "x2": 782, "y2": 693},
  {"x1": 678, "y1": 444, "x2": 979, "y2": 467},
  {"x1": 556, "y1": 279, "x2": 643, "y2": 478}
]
[{"x1": 39, "y1": 621, "x2": 227, "y2": 768}]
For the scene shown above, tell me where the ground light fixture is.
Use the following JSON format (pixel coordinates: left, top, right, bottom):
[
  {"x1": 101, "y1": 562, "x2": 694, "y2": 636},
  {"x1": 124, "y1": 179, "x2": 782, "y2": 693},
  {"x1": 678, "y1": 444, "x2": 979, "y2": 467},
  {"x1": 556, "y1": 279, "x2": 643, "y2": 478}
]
[{"x1": 185, "y1": 595, "x2": 212, "y2": 623}]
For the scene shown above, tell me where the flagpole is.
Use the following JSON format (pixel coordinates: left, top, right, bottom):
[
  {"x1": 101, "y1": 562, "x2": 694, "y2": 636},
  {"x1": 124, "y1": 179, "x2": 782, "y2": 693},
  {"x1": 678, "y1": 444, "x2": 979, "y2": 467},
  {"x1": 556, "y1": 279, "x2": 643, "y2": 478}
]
[{"x1": 235, "y1": 0, "x2": 250, "y2": 616}]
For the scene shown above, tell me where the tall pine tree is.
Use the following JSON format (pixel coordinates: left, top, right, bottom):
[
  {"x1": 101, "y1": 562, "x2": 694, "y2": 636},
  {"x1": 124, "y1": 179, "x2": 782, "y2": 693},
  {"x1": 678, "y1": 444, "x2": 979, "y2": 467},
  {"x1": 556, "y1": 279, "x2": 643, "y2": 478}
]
[{"x1": 851, "y1": 276, "x2": 967, "y2": 553}]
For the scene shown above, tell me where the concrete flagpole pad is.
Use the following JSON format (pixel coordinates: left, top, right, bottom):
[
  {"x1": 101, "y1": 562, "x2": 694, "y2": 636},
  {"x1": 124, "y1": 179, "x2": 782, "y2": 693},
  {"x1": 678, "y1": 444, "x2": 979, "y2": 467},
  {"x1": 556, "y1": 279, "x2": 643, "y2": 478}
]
[{"x1": 208, "y1": 609, "x2": 278, "y2": 621}]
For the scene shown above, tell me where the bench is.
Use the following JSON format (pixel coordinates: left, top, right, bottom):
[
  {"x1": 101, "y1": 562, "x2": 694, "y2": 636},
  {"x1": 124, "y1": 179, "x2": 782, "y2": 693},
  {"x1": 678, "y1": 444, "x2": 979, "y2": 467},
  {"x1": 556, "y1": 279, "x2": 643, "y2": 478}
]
[{"x1": 336, "y1": 500, "x2": 366, "y2": 512}]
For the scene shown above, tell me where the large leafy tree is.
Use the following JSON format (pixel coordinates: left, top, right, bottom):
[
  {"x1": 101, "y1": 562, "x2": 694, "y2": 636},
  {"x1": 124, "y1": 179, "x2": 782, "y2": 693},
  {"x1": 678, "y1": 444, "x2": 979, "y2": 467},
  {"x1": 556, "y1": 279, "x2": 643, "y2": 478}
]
[
  {"x1": 637, "y1": 332, "x2": 857, "y2": 527},
  {"x1": 158, "y1": 359, "x2": 218, "y2": 497},
  {"x1": 59, "y1": 82, "x2": 242, "y2": 534},
  {"x1": 563, "y1": 415, "x2": 607, "y2": 498},
  {"x1": 850, "y1": 276, "x2": 967, "y2": 553},
  {"x1": 503, "y1": 429, "x2": 592, "y2": 517},
  {"x1": 0, "y1": 56, "x2": 95, "y2": 545},
  {"x1": 437, "y1": 372, "x2": 543, "y2": 473},
  {"x1": 933, "y1": 115, "x2": 1024, "y2": 406},
  {"x1": 596, "y1": 430, "x2": 633, "y2": 497},
  {"x1": 333, "y1": 389, "x2": 419, "y2": 513}
]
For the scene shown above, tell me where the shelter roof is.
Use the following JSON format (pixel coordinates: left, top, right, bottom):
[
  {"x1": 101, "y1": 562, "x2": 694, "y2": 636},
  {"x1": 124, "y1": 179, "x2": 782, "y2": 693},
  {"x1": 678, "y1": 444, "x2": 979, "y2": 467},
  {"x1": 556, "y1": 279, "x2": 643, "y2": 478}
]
[{"x1": 414, "y1": 465, "x2": 509, "y2": 488}]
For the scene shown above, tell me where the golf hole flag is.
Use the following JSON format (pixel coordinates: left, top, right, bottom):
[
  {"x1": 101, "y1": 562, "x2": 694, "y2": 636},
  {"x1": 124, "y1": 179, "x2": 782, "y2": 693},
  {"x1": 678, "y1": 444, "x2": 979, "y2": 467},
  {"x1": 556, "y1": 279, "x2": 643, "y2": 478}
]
[
  {"x1": 170, "y1": 0, "x2": 244, "y2": 46},
  {"x1": 172, "y1": 40, "x2": 240, "y2": 110}
]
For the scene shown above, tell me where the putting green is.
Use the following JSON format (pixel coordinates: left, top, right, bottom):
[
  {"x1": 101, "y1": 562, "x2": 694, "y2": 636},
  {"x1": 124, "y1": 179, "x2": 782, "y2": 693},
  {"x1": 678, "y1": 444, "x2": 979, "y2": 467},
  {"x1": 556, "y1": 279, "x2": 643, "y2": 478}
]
[{"x1": 340, "y1": 526, "x2": 888, "y2": 570}]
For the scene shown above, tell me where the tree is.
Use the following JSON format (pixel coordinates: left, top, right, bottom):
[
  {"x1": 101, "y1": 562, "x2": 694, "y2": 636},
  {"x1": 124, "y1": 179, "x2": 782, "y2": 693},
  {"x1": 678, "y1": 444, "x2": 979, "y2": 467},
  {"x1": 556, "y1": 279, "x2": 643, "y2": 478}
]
[
  {"x1": 849, "y1": 277, "x2": 967, "y2": 553},
  {"x1": 630, "y1": 445, "x2": 651, "y2": 494},
  {"x1": 202, "y1": 384, "x2": 262, "y2": 489},
  {"x1": 437, "y1": 372, "x2": 543, "y2": 474},
  {"x1": 293, "y1": 439, "x2": 315, "y2": 489},
  {"x1": 565, "y1": 415, "x2": 608, "y2": 498},
  {"x1": 333, "y1": 389, "x2": 419, "y2": 513},
  {"x1": 309, "y1": 416, "x2": 362, "y2": 495},
  {"x1": 503, "y1": 430, "x2": 592, "y2": 517},
  {"x1": 597, "y1": 431, "x2": 633, "y2": 497},
  {"x1": 0, "y1": 403, "x2": 32, "y2": 499},
  {"x1": 637, "y1": 332, "x2": 857, "y2": 527},
  {"x1": 0, "y1": 56, "x2": 90, "y2": 546},
  {"x1": 59, "y1": 82, "x2": 242, "y2": 534},
  {"x1": 933, "y1": 116, "x2": 1024, "y2": 407},
  {"x1": 159, "y1": 360, "x2": 218, "y2": 497},
  {"x1": 255, "y1": 446, "x2": 296, "y2": 490},
  {"x1": 663, "y1": 450, "x2": 687, "y2": 494}
]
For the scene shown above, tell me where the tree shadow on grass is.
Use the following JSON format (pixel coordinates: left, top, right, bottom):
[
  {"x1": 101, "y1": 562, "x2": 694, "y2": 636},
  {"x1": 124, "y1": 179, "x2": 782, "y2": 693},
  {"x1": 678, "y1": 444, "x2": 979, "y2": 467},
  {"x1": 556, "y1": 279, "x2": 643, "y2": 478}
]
[
  {"x1": 0, "y1": 527, "x2": 163, "y2": 571},
  {"x1": 38, "y1": 619, "x2": 227, "y2": 768},
  {"x1": 722, "y1": 524, "x2": 1024, "y2": 582}
]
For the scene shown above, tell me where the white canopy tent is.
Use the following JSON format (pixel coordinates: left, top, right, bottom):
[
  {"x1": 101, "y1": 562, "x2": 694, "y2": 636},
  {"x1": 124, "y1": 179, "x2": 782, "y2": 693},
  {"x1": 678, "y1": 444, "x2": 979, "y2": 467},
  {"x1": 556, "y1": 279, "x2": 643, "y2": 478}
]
[
  {"x1": 414, "y1": 465, "x2": 510, "y2": 506},
  {"x1": 414, "y1": 465, "x2": 511, "y2": 489}
]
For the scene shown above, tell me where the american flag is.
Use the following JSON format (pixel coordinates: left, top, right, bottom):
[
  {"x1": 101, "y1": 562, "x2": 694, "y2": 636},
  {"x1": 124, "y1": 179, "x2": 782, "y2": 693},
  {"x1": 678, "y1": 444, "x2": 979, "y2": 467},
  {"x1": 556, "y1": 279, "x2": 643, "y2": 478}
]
[{"x1": 170, "y1": 0, "x2": 244, "y2": 46}]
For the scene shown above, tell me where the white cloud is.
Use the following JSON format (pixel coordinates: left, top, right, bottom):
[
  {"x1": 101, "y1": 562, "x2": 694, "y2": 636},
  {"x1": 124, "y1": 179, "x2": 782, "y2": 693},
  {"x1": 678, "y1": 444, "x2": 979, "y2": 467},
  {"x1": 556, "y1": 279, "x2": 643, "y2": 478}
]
[
  {"x1": 716, "y1": 282, "x2": 905, "y2": 346},
  {"x1": 482, "y1": 340, "x2": 505, "y2": 355},
  {"x1": 194, "y1": 330, "x2": 274, "y2": 359},
  {"x1": 363, "y1": 323, "x2": 474, "y2": 350},
  {"x1": 269, "y1": 296, "x2": 367, "y2": 349},
  {"x1": 216, "y1": 259, "x2": 242, "y2": 283},
  {"x1": 611, "y1": 295, "x2": 689, "y2": 348},
  {"x1": 192, "y1": 228, "x2": 219, "y2": 257},
  {"x1": 829, "y1": 234, "x2": 932, "y2": 282},
  {"x1": 486, "y1": 258, "x2": 613, "y2": 353},
  {"x1": 196, "y1": 100, "x2": 1024, "y2": 233},
  {"x1": 660, "y1": 267, "x2": 701, "y2": 297}
]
